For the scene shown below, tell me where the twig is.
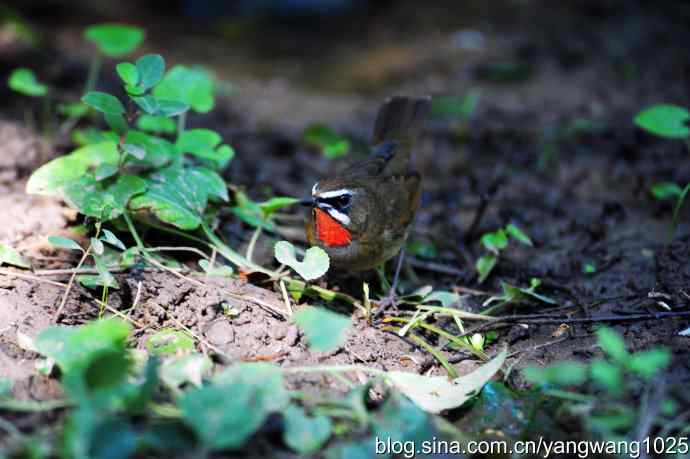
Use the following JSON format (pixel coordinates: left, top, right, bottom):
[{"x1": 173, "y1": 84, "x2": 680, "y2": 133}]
[
  {"x1": 407, "y1": 257, "x2": 465, "y2": 276},
  {"x1": 279, "y1": 279, "x2": 293, "y2": 316},
  {"x1": 455, "y1": 310, "x2": 690, "y2": 338},
  {"x1": 53, "y1": 245, "x2": 92, "y2": 322},
  {"x1": 145, "y1": 246, "x2": 211, "y2": 260},
  {"x1": 0, "y1": 269, "x2": 67, "y2": 288}
]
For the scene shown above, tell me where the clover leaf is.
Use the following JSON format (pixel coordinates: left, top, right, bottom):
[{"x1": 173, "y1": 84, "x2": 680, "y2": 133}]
[
  {"x1": 274, "y1": 241, "x2": 329, "y2": 281},
  {"x1": 8, "y1": 68, "x2": 48, "y2": 97},
  {"x1": 129, "y1": 166, "x2": 228, "y2": 230},
  {"x1": 154, "y1": 65, "x2": 215, "y2": 113},
  {"x1": 634, "y1": 104, "x2": 690, "y2": 139},
  {"x1": 84, "y1": 24, "x2": 144, "y2": 57},
  {"x1": 26, "y1": 142, "x2": 120, "y2": 196},
  {"x1": 0, "y1": 243, "x2": 30, "y2": 268},
  {"x1": 293, "y1": 306, "x2": 351, "y2": 352},
  {"x1": 64, "y1": 174, "x2": 146, "y2": 221}
]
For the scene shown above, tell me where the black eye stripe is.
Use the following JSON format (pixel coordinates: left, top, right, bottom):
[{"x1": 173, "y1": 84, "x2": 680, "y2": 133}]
[{"x1": 318, "y1": 194, "x2": 351, "y2": 209}]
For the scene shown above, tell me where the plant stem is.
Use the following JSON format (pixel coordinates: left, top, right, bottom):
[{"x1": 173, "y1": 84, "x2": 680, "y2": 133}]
[
  {"x1": 53, "y1": 244, "x2": 92, "y2": 322},
  {"x1": 177, "y1": 112, "x2": 187, "y2": 139},
  {"x1": 200, "y1": 220, "x2": 273, "y2": 274},
  {"x1": 123, "y1": 212, "x2": 145, "y2": 250},
  {"x1": 667, "y1": 183, "x2": 690, "y2": 245},
  {"x1": 84, "y1": 55, "x2": 102, "y2": 93},
  {"x1": 245, "y1": 225, "x2": 262, "y2": 263}
]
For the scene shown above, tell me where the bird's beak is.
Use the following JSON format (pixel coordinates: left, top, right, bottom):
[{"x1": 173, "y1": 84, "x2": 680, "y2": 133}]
[{"x1": 299, "y1": 196, "x2": 317, "y2": 207}]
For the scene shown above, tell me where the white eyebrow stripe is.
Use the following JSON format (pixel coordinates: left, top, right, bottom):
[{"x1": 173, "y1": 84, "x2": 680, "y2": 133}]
[
  {"x1": 317, "y1": 189, "x2": 352, "y2": 199},
  {"x1": 311, "y1": 182, "x2": 319, "y2": 196}
]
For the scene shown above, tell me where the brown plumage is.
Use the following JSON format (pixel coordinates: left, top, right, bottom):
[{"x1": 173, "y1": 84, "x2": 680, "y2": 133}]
[{"x1": 302, "y1": 96, "x2": 431, "y2": 271}]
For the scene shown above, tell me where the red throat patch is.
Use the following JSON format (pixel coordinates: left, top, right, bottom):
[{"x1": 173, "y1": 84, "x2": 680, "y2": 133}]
[{"x1": 314, "y1": 208, "x2": 352, "y2": 247}]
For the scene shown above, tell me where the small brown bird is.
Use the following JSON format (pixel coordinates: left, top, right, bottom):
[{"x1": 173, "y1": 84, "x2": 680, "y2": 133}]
[{"x1": 301, "y1": 96, "x2": 431, "y2": 282}]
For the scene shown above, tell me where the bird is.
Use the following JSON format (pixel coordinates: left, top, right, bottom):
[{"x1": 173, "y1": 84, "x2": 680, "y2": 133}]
[{"x1": 300, "y1": 96, "x2": 431, "y2": 307}]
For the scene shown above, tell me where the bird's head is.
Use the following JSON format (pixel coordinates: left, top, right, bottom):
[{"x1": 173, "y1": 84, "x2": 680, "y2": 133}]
[{"x1": 300, "y1": 179, "x2": 372, "y2": 247}]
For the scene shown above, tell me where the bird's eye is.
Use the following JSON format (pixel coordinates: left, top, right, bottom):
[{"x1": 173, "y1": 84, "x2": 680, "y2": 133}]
[{"x1": 337, "y1": 195, "x2": 351, "y2": 208}]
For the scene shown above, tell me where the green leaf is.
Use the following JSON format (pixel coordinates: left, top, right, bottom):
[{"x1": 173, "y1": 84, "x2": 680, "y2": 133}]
[
  {"x1": 431, "y1": 91, "x2": 480, "y2": 119},
  {"x1": 136, "y1": 115, "x2": 176, "y2": 134},
  {"x1": 82, "y1": 91, "x2": 125, "y2": 115},
  {"x1": 274, "y1": 241, "x2": 329, "y2": 281},
  {"x1": 154, "y1": 65, "x2": 215, "y2": 113},
  {"x1": 84, "y1": 24, "x2": 144, "y2": 57},
  {"x1": 72, "y1": 129, "x2": 119, "y2": 146},
  {"x1": 104, "y1": 113, "x2": 128, "y2": 136},
  {"x1": 8, "y1": 68, "x2": 48, "y2": 97},
  {"x1": 160, "y1": 354, "x2": 212, "y2": 390},
  {"x1": 258, "y1": 197, "x2": 299, "y2": 216},
  {"x1": 123, "y1": 143, "x2": 146, "y2": 160},
  {"x1": 387, "y1": 349, "x2": 506, "y2": 413},
  {"x1": 77, "y1": 272, "x2": 119, "y2": 289},
  {"x1": 91, "y1": 237, "x2": 104, "y2": 255},
  {"x1": 125, "y1": 84, "x2": 145, "y2": 96},
  {"x1": 132, "y1": 95, "x2": 158, "y2": 115},
  {"x1": 590, "y1": 360, "x2": 622, "y2": 392},
  {"x1": 302, "y1": 124, "x2": 350, "y2": 158},
  {"x1": 596, "y1": 327, "x2": 628, "y2": 363},
  {"x1": 650, "y1": 182, "x2": 683, "y2": 200},
  {"x1": 582, "y1": 263, "x2": 597, "y2": 274},
  {"x1": 475, "y1": 253, "x2": 497, "y2": 283},
  {"x1": 293, "y1": 306, "x2": 351, "y2": 352},
  {"x1": 215, "y1": 363, "x2": 289, "y2": 410},
  {"x1": 94, "y1": 163, "x2": 118, "y2": 181},
  {"x1": 480, "y1": 229, "x2": 508, "y2": 252},
  {"x1": 178, "y1": 382, "x2": 273, "y2": 450},
  {"x1": 146, "y1": 328, "x2": 194, "y2": 356},
  {"x1": 198, "y1": 259, "x2": 234, "y2": 277},
  {"x1": 283, "y1": 405, "x2": 332, "y2": 454},
  {"x1": 634, "y1": 104, "x2": 690, "y2": 139},
  {"x1": 100, "y1": 229, "x2": 126, "y2": 251},
  {"x1": 48, "y1": 236, "x2": 83, "y2": 251},
  {"x1": 124, "y1": 131, "x2": 175, "y2": 168},
  {"x1": 175, "y1": 129, "x2": 221, "y2": 157},
  {"x1": 35, "y1": 318, "x2": 131, "y2": 377},
  {"x1": 136, "y1": 54, "x2": 165, "y2": 89},
  {"x1": 64, "y1": 174, "x2": 147, "y2": 221},
  {"x1": 57, "y1": 102, "x2": 89, "y2": 118},
  {"x1": 129, "y1": 166, "x2": 228, "y2": 230},
  {"x1": 0, "y1": 379, "x2": 12, "y2": 397},
  {"x1": 422, "y1": 291, "x2": 460, "y2": 307},
  {"x1": 523, "y1": 361, "x2": 587, "y2": 386},
  {"x1": 0, "y1": 243, "x2": 30, "y2": 268},
  {"x1": 116, "y1": 62, "x2": 139, "y2": 86},
  {"x1": 628, "y1": 348, "x2": 670, "y2": 379},
  {"x1": 155, "y1": 99, "x2": 189, "y2": 117},
  {"x1": 505, "y1": 223, "x2": 533, "y2": 246}
]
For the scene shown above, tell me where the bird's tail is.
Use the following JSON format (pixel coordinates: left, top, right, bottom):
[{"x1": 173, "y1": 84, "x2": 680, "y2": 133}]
[{"x1": 371, "y1": 96, "x2": 431, "y2": 173}]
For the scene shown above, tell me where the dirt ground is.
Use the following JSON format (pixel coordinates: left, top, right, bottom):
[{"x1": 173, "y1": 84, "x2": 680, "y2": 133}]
[{"x1": 1, "y1": 0, "x2": 690, "y2": 417}]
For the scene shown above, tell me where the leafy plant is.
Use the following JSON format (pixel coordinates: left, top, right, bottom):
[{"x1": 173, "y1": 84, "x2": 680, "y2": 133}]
[
  {"x1": 524, "y1": 327, "x2": 673, "y2": 439},
  {"x1": 475, "y1": 223, "x2": 532, "y2": 283},
  {"x1": 1, "y1": 316, "x2": 506, "y2": 457},
  {"x1": 649, "y1": 181, "x2": 690, "y2": 244},
  {"x1": 7, "y1": 23, "x2": 144, "y2": 144},
  {"x1": 275, "y1": 240, "x2": 330, "y2": 280}
]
